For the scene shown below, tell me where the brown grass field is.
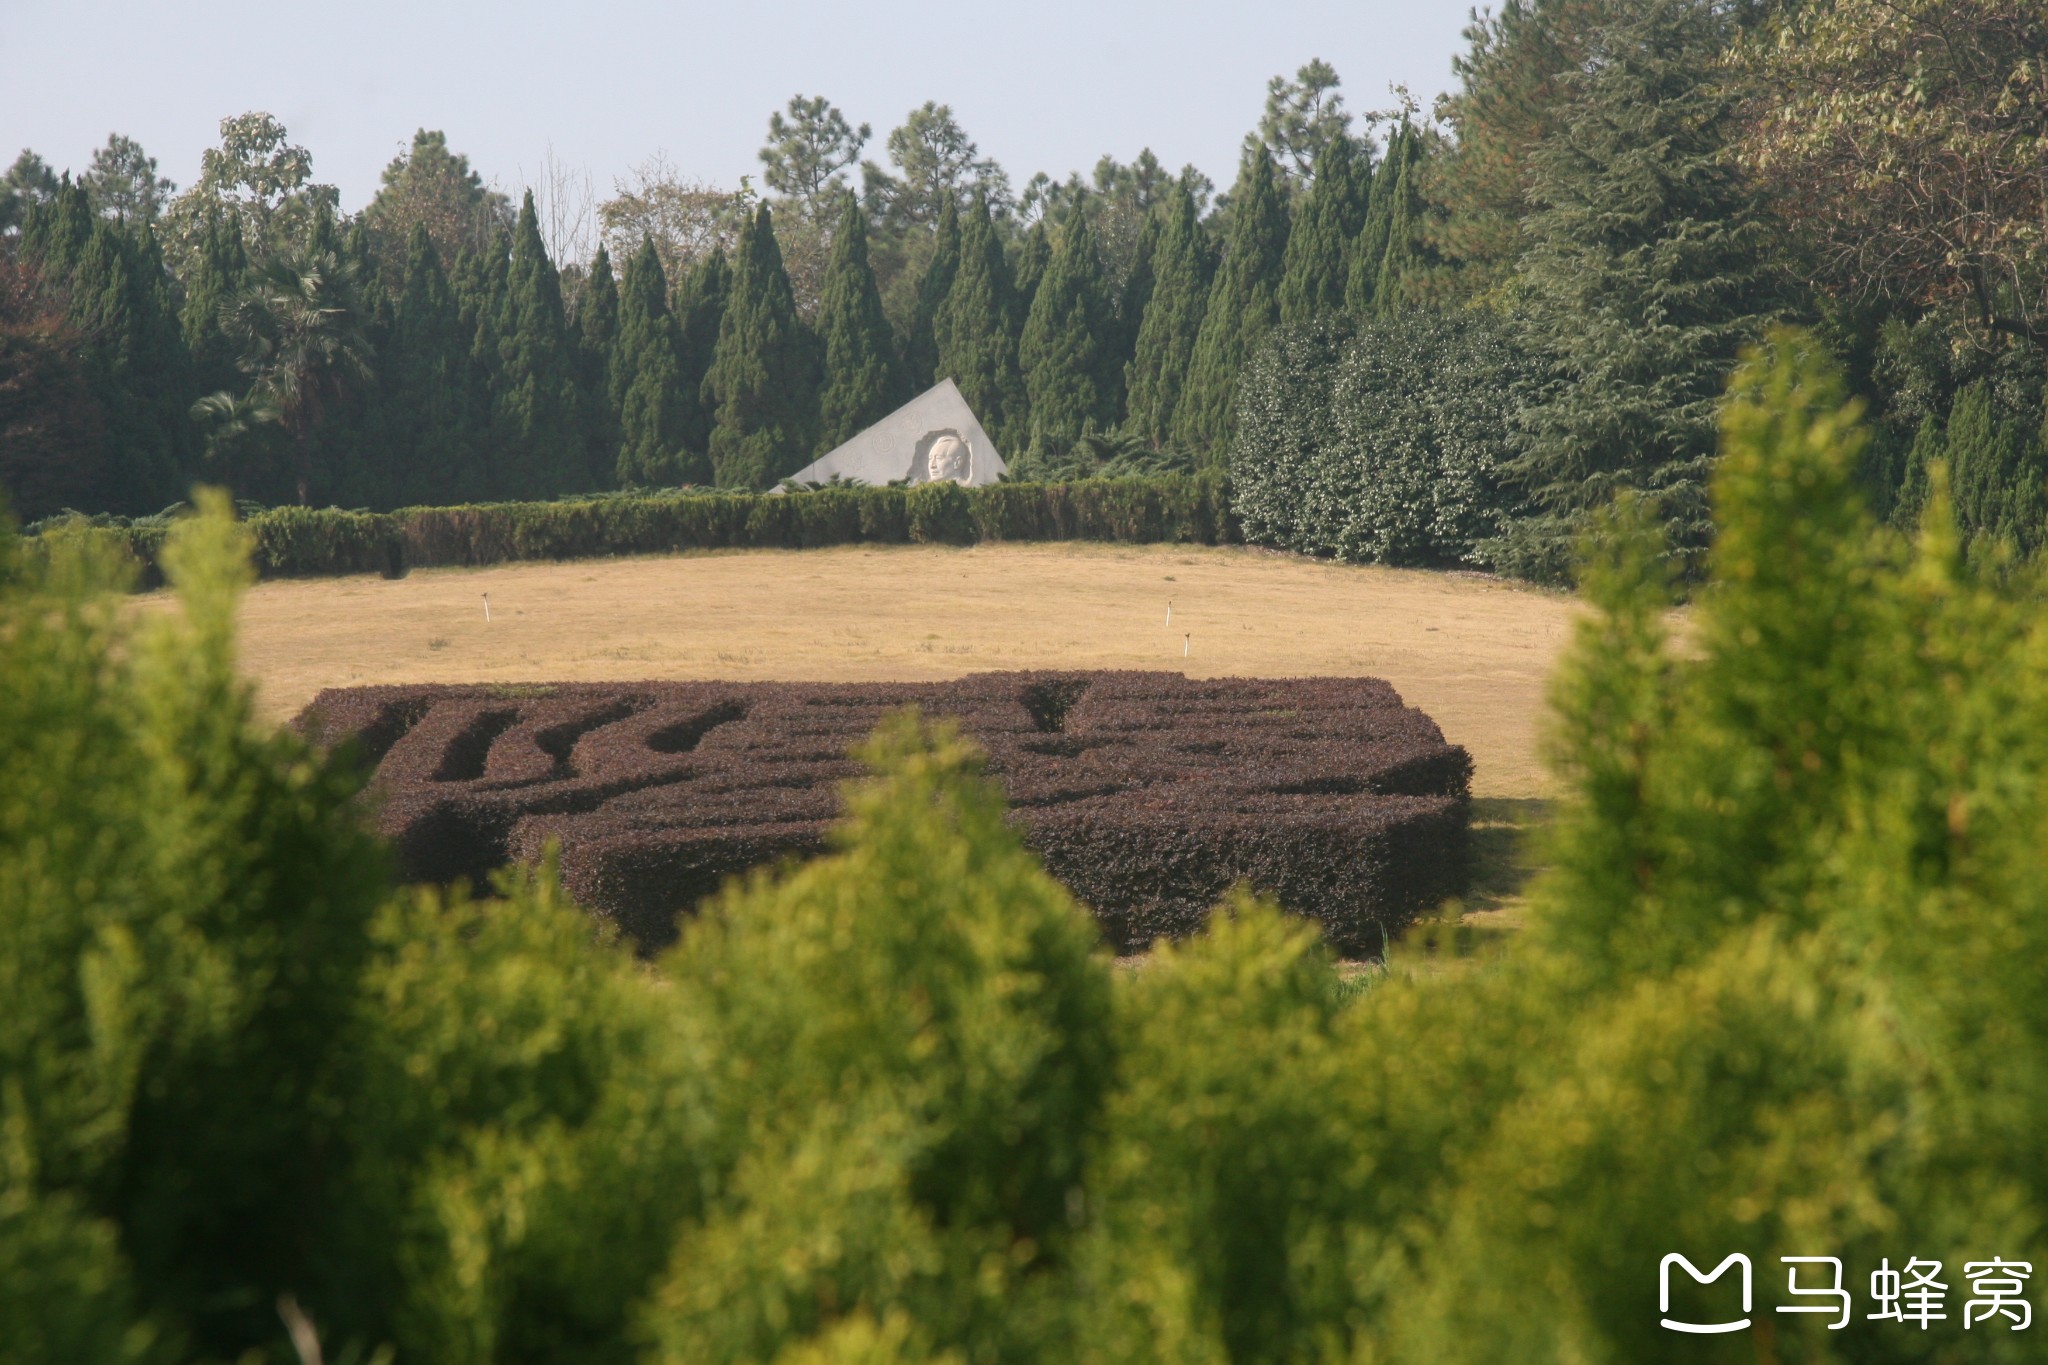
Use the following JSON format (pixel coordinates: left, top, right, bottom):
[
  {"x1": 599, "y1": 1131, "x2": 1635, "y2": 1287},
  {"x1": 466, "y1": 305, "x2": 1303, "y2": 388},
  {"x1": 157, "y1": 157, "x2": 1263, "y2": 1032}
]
[{"x1": 144, "y1": 541, "x2": 1581, "y2": 947}]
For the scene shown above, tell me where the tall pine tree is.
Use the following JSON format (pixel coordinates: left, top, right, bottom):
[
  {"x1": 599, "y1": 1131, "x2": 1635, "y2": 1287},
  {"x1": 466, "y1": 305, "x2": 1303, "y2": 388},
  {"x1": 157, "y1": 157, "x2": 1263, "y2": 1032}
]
[
  {"x1": 491, "y1": 191, "x2": 585, "y2": 499},
  {"x1": 934, "y1": 191, "x2": 1028, "y2": 451},
  {"x1": 901, "y1": 198, "x2": 961, "y2": 392},
  {"x1": 1124, "y1": 186, "x2": 1213, "y2": 450},
  {"x1": 1110, "y1": 206, "x2": 1162, "y2": 419},
  {"x1": 1496, "y1": 0, "x2": 1783, "y2": 579},
  {"x1": 815, "y1": 195, "x2": 906, "y2": 452},
  {"x1": 614, "y1": 237, "x2": 703, "y2": 487},
  {"x1": 1173, "y1": 145, "x2": 1289, "y2": 466},
  {"x1": 702, "y1": 202, "x2": 820, "y2": 488},
  {"x1": 1019, "y1": 203, "x2": 1118, "y2": 454},
  {"x1": 1279, "y1": 132, "x2": 1370, "y2": 326}
]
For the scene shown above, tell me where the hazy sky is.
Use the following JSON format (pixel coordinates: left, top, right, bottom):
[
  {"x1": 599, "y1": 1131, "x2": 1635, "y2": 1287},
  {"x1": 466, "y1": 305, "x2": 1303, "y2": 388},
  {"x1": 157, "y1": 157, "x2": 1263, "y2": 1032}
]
[{"x1": 7, "y1": 0, "x2": 1476, "y2": 217}]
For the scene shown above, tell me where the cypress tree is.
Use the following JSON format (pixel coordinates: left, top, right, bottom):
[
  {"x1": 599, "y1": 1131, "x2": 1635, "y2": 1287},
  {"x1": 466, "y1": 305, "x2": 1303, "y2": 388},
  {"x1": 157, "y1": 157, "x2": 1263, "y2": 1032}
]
[
  {"x1": 318, "y1": 222, "x2": 392, "y2": 506},
  {"x1": 457, "y1": 228, "x2": 512, "y2": 493},
  {"x1": 1111, "y1": 207, "x2": 1162, "y2": 416},
  {"x1": 1944, "y1": 381, "x2": 2048, "y2": 551},
  {"x1": 1173, "y1": 145, "x2": 1289, "y2": 466},
  {"x1": 1124, "y1": 186, "x2": 1213, "y2": 449},
  {"x1": 1013, "y1": 220, "x2": 1052, "y2": 317},
  {"x1": 815, "y1": 195, "x2": 906, "y2": 452},
  {"x1": 702, "y1": 202, "x2": 820, "y2": 488},
  {"x1": 1497, "y1": 0, "x2": 1782, "y2": 578},
  {"x1": 902, "y1": 198, "x2": 961, "y2": 391},
  {"x1": 1019, "y1": 204, "x2": 1118, "y2": 454},
  {"x1": 27, "y1": 190, "x2": 192, "y2": 512},
  {"x1": 181, "y1": 212, "x2": 248, "y2": 402},
  {"x1": 1346, "y1": 123, "x2": 1411, "y2": 314},
  {"x1": 673, "y1": 249, "x2": 730, "y2": 458},
  {"x1": 934, "y1": 191, "x2": 1028, "y2": 451},
  {"x1": 489, "y1": 192, "x2": 586, "y2": 498},
  {"x1": 1372, "y1": 130, "x2": 1431, "y2": 312},
  {"x1": 1279, "y1": 133, "x2": 1369, "y2": 326},
  {"x1": 577, "y1": 244, "x2": 622, "y2": 488},
  {"x1": 374, "y1": 225, "x2": 487, "y2": 505},
  {"x1": 614, "y1": 237, "x2": 704, "y2": 487}
]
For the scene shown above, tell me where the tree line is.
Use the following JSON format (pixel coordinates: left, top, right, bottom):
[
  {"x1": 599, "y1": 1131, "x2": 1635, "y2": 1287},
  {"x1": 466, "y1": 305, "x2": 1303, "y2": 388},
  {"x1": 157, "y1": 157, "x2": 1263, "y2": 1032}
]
[
  {"x1": 5, "y1": 0, "x2": 2044, "y2": 575},
  {"x1": 0, "y1": 78, "x2": 1429, "y2": 521}
]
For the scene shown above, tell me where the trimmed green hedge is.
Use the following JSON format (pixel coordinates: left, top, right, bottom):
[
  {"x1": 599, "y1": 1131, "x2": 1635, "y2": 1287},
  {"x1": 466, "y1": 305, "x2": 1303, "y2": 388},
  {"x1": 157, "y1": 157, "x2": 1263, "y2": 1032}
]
[{"x1": 27, "y1": 476, "x2": 1236, "y2": 588}]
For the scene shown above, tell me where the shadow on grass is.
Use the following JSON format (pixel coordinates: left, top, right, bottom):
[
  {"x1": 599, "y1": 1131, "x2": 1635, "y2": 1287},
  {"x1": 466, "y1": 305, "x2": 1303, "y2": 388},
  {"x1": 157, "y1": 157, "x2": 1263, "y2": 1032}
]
[{"x1": 1378, "y1": 795, "x2": 1554, "y2": 975}]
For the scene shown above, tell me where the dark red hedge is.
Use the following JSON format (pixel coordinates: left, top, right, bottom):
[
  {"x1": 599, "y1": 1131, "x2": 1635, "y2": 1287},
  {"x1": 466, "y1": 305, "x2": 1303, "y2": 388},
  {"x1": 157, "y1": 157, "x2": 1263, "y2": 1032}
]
[{"x1": 298, "y1": 672, "x2": 1472, "y2": 955}]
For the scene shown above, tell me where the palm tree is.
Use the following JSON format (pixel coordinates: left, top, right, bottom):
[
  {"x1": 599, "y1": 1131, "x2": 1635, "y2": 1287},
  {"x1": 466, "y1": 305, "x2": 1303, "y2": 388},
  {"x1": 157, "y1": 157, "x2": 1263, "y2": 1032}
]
[{"x1": 193, "y1": 247, "x2": 373, "y2": 505}]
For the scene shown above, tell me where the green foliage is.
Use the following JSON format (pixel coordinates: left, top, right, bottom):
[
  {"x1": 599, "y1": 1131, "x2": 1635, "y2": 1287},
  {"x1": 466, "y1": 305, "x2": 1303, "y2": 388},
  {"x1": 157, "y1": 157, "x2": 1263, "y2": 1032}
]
[
  {"x1": 901, "y1": 197, "x2": 961, "y2": 392},
  {"x1": 614, "y1": 238, "x2": 704, "y2": 487},
  {"x1": 20, "y1": 186, "x2": 193, "y2": 514},
  {"x1": 672, "y1": 247, "x2": 732, "y2": 458},
  {"x1": 1123, "y1": 186, "x2": 1212, "y2": 450},
  {"x1": 1173, "y1": 145, "x2": 1288, "y2": 466},
  {"x1": 1234, "y1": 312, "x2": 1535, "y2": 566},
  {"x1": 816, "y1": 195, "x2": 906, "y2": 452},
  {"x1": 1497, "y1": 0, "x2": 1784, "y2": 581},
  {"x1": 1019, "y1": 205, "x2": 1117, "y2": 456},
  {"x1": 704, "y1": 202, "x2": 821, "y2": 489},
  {"x1": 1276, "y1": 131, "x2": 1366, "y2": 326},
  {"x1": 933, "y1": 192, "x2": 1028, "y2": 449},
  {"x1": 23, "y1": 344, "x2": 2048, "y2": 1359},
  {"x1": 1897, "y1": 379, "x2": 2048, "y2": 555},
  {"x1": 491, "y1": 192, "x2": 587, "y2": 500}
]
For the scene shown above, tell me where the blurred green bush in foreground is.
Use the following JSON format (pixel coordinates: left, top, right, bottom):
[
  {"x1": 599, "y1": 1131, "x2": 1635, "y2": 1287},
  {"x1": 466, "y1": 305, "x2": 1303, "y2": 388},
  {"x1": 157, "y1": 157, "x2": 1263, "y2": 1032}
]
[{"x1": 6, "y1": 334, "x2": 2047, "y2": 1363}]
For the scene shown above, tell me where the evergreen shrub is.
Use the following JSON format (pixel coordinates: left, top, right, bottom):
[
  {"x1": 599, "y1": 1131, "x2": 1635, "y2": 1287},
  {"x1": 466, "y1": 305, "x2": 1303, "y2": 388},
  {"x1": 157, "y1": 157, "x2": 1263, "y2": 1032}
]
[
  {"x1": 1233, "y1": 312, "x2": 1535, "y2": 568},
  {"x1": 297, "y1": 671, "x2": 1472, "y2": 955},
  {"x1": 23, "y1": 476, "x2": 1238, "y2": 584}
]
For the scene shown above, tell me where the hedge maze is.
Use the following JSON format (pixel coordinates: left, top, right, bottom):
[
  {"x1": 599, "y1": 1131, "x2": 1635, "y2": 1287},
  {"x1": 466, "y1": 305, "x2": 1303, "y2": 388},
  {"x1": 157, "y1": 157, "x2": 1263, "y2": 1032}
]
[{"x1": 300, "y1": 671, "x2": 1473, "y2": 955}]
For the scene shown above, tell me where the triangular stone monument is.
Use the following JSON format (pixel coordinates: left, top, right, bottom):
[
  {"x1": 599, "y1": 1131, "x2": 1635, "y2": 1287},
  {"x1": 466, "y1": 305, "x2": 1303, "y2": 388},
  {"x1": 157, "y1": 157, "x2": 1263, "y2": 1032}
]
[{"x1": 777, "y1": 378, "x2": 1007, "y2": 490}]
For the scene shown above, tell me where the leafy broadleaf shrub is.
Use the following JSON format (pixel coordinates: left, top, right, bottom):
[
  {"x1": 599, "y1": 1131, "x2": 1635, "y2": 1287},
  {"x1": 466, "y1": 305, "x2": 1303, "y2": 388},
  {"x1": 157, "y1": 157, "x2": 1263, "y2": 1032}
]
[{"x1": 1232, "y1": 311, "x2": 1535, "y2": 568}]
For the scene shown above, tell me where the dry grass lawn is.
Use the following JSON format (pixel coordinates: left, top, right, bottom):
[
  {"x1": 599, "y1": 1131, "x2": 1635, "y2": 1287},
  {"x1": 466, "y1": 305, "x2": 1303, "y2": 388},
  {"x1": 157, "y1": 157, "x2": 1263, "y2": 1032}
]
[
  {"x1": 175, "y1": 541, "x2": 1578, "y2": 799},
  {"x1": 143, "y1": 541, "x2": 1580, "y2": 948}
]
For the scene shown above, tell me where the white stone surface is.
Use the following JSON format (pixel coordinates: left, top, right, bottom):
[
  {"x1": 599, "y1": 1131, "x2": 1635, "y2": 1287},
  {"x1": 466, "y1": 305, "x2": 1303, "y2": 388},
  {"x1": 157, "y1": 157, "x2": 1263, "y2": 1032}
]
[{"x1": 777, "y1": 379, "x2": 1007, "y2": 490}]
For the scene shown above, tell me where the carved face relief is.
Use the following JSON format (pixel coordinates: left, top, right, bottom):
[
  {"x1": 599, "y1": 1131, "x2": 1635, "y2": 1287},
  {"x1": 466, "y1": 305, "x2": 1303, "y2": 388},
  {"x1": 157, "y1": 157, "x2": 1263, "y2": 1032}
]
[{"x1": 926, "y1": 434, "x2": 971, "y2": 484}]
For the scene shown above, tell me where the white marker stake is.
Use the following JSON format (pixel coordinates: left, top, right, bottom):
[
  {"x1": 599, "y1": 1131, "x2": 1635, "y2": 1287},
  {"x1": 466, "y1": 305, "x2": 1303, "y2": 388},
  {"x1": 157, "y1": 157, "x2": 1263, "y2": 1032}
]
[
  {"x1": 1166, "y1": 601, "x2": 1172, "y2": 627},
  {"x1": 483, "y1": 593, "x2": 491, "y2": 623},
  {"x1": 1183, "y1": 633, "x2": 1190, "y2": 658}
]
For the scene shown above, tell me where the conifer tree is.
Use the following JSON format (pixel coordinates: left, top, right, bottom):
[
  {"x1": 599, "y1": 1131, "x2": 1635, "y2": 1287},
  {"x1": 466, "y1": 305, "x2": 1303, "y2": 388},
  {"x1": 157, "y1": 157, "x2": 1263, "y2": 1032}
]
[
  {"x1": 815, "y1": 195, "x2": 906, "y2": 452},
  {"x1": 452, "y1": 229, "x2": 510, "y2": 493},
  {"x1": 1371, "y1": 130, "x2": 1431, "y2": 312},
  {"x1": 1496, "y1": 0, "x2": 1783, "y2": 579},
  {"x1": 1173, "y1": 145, "x2": 1289, "y2": 465},
  {"x1": 1278, "y1": 133, "x2": 1369, "y2": 326},
  {"x1": 934, "y1": 191, "x2": 1028, "y2": 450},
  {"x1": 577, "y1": 244, "x2": 621, "y2": 487},
  {"x1": 614, "y1": 237, "x2": 703, "y2": 487},
  {"x1": 1124, "y1": 186, "x2": 1213, "y2": 449},
  {"x1": 181, "y1": 211, "x2": 249, "y2": 402},
  {"x1": 901, "y1": 198, "x2": 961, "y2": 391},
  {"x1": 374, "y1": 225, "x2": 487, "y2": 504},
  {"x1": 1346, "y1": 122, "x2": 1412, "y2": 314},
  {"x1": 492, "y1": 192, "x2": 585, "y2": 498},
  {"x1": 702, "y1": 202, "x2": 820, "y2": 488},
  {"x1": 24, "y1": 189, "x2": 193, "y2": 511},
  {"x1": 1013, "y1": 221, "x2": 1051, "y2": 317},
  {"x1": 1110, "y1": 207, "x2": 1162, "y2": 416},
  {"x1": 1020, "y1": 204, "x2": 1118, "y2": 454},
  {"x1": 673, "y1": 249, "x2": 731, "y2": 458}
]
